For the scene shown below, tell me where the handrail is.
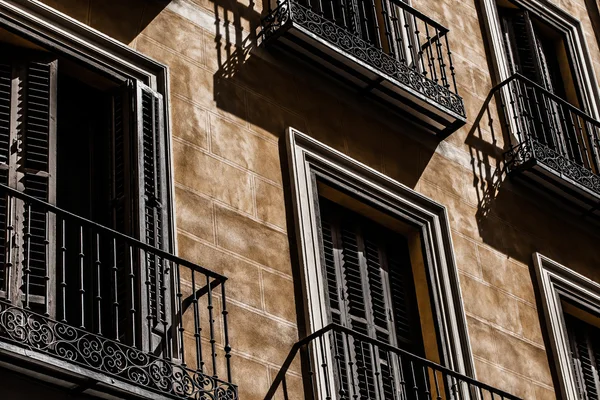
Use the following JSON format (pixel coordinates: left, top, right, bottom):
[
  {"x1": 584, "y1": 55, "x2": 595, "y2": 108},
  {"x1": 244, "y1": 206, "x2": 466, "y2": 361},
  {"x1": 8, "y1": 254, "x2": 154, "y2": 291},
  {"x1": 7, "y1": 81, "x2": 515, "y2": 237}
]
[
  {"x1": 0, "y1": 183, "x2": 226, "y2": 281},
  {"x1": 264, "y1": 323, "x2": 522, "y2": 400},
  {"x1": 475, "y1": 73, "x2": 600, "y2": 127},
  {"x1": 390, "y1": 0, "x2": 449, "y2": 33}
]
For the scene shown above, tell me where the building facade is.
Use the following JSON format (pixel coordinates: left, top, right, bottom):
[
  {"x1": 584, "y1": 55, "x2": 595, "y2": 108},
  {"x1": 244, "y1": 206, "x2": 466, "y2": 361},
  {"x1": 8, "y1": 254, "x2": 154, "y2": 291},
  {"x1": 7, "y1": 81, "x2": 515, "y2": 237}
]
[{"x1": 0, "y1": 0, "x2": 599, "y2": 399}]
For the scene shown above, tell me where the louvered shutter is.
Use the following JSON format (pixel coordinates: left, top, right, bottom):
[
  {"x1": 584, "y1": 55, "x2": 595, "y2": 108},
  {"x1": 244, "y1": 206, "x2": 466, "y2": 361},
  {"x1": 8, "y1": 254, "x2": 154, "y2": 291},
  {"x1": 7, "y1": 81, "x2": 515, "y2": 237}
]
[
  {"x1": 501, "y1": 11, "x2": 540, "y2": 83},
  {"x1": 0, "y1": 57, "x2": 57, "y2": 311},
  {"x1": 566, "y1": 314, "x2": 600, "y2": 400},
  {"x1": 318, "y1": 199, "x2": 423, "y2": 400},
  {"x1": 0, "y1": 63, "x2": 11, "y2": 296},
  {"x1": 134, "y1": 81, "x2": 169, "y2": 350},
  {"x1": 109, "y1": 83, "x2": 136, "y2": 344},
  {"x1": 21, "y1": 60, "x2": 57, "y2": 314}
]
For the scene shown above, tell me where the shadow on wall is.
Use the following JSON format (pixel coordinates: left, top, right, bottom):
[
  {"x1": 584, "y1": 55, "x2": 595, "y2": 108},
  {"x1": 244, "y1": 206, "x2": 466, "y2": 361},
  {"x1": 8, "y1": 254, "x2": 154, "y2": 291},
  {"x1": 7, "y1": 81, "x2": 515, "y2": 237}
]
[
  {"x1": 585, "y1": 0, "x2": 600, "y2": 52},
  {"x1": 465, "y1": 83, "x2": 600, "y2": 273},
  {"x1": 210, "y1": 0, "x2": 439, "y2": 191},
  {"x1": 39, "y1": 0, "x2": 169, "y2": 44}
]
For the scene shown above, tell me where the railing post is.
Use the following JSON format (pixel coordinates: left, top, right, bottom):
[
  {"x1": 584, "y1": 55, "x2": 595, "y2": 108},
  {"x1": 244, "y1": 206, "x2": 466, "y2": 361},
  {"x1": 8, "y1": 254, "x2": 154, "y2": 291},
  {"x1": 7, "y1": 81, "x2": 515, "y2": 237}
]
[{"x1": 222, "y1": 280, "x2": 232, "y2": 382}]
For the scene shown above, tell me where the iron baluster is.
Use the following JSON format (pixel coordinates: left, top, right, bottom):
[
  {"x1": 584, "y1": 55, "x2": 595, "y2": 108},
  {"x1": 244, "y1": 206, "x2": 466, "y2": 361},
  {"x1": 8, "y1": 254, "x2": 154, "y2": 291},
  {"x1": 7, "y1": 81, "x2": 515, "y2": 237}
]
[
  {"x1": 23, "y1": 203, "x2": 31, "y2": 310},
  {"x1": 435, "y1": 29, "x2": 447, "y2": 88},
  {"x1": 403, "y1": 9, "x2": 417, "y2": 69},
  {"x1": 128, "y1": 244, "x2": 137, "y2": 348},
  {"x1": 191, "y1": 269, "x2": 203, "y2": 372},
  {"x1": 413, "y1": 14, "x2": 426, "y2": 75},
  {"x1": 423, "y1": 365, "x2": 432, "y2": 400},
  {"x1": 379, "y1": 0, "x2": 394, "y2": 57},
  {"x1": 222, "y1": 280, "x2": 232, "y2": 382},
  {"x1": 175, "y1": 256, "x2": 186, "y2": 367},
  {"x1": 95, "y1": 233, "x2": 102, "y2": 334},
  {"x1": 60, "y1": 218, "x2": 66, "y2": 322},
  {"x1": 424, "y1": 23, "x2": 437, "y2": 83},
  {"x1": 207, "y1": 275, "x2": 217, "y2": 377},
  {"x1": 318, "y1": 333, "x2": 332, "y2": 400},
  {"x1": 145, "y1": 249, "x2": 153, "y2": 350},
  {"x1": 444, "y1": 34, "x2": 456, "y2": 91},
  {"x1": 433, "y1": 368, "x2": 442, "y2": 400},
  {"x1": 4, "y1": 196, "x2": 13, "y2": 301},
  {"x1": 368, "y1": 0, "x2": 382, "y2": 49},
  {"x1": 112, "y1": 237, "x2": 119, "y2": 341},
  {"x1": 44, "y1": 207, "x2": 50, "y2": 316},
  {"x1": 78, "y1": 226, "x2": 85, "y2": 329}
]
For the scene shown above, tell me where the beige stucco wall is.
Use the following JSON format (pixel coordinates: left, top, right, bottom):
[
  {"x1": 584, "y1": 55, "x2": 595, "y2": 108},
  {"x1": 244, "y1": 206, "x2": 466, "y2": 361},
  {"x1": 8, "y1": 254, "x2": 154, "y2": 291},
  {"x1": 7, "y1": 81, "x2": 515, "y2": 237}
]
[{"x1": 34, "y1": 0, "x2": 600, "y2": 399}]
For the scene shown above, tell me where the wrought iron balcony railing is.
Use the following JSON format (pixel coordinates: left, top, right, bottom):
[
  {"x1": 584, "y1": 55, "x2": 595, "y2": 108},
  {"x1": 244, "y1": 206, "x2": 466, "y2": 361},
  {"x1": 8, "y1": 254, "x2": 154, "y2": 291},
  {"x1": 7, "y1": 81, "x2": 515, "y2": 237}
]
[
  {"x1": 259, "y1": 0, "x2": 466, "y2": 135},
  {"x1": 0, "y1": 184, "x2": 237, "y2": 400},
  {"x1": 489, "y1": 74, "x2": 600, "y2": 213},
  {"x1": 266, "y1": 323, "x2": 521, "y2": 400}
]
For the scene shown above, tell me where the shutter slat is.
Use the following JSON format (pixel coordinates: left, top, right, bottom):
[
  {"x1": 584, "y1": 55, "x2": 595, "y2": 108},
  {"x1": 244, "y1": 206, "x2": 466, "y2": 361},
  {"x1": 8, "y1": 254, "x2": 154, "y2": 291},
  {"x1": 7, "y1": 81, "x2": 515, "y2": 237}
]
[{"x1": 21, "y1": 60, "x2": 54, "y2": 306}]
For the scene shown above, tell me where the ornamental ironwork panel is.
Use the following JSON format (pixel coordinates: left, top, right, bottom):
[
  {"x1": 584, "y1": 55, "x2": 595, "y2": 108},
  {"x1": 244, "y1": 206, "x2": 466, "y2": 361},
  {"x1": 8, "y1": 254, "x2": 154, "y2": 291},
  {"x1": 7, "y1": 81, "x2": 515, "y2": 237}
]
[
  {"x1": 0, "y1": 304, "x2": 236, "y2": 400},
  {"x1": 0, "y1": 184, "x2": 237, "y2": 400},
  {"x1": 260, "y1": 0, "x2": 466, "y2": 118}
]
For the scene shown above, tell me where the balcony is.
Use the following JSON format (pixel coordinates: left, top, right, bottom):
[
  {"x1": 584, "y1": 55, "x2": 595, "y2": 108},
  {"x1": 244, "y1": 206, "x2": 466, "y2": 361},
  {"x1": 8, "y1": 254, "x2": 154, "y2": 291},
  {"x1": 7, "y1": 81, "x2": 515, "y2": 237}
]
[
  {"x1": 259, "y1": 0, "x2": 466, "y2": 136},
  {"x1": 497, "y1": 74, "x2": 600, "y2": 217},
  {"x1": 0, "y1": 184, "x2": 237, "y2": 399},
  {"x1": 266, "y1": 324, "x2": 521, "y2": 400}
]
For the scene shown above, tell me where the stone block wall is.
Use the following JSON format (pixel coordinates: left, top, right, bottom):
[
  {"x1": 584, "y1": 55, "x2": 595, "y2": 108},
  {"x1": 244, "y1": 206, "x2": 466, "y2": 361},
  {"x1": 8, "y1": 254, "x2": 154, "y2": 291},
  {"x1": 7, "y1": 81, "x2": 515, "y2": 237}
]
[{"x1": 30, "y1": 0, "x2": 600, "y2": 399}]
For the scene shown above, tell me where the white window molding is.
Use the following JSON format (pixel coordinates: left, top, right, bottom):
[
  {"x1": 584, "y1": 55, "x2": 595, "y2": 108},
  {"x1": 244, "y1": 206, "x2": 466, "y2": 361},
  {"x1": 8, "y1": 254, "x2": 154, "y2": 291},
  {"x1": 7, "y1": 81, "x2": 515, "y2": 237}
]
[
  {"x1": 478, "y1": 0, "x2": 600, "y2": 119},
  {"x1": 286, "y1": 127, "x2": 475, "y2": 387},
  {"x1": 533, "y1": 252, "x2": 600, "y2": 400}
]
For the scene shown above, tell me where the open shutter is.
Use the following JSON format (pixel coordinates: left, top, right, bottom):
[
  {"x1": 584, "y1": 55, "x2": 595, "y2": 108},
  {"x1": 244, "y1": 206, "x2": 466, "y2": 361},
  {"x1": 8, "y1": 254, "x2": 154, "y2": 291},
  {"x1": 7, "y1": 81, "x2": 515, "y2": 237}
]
[
  {"x1": 21, "y1": 60, "x2": 57, "y2": 315},
  {"x1": 0, "y1": 63, "x2": 11, "y2": 296},
  {"x1": 0, "y1": 56, "x2": 57, "y2": 312},
  {"x1": 566, "y1": 315, "x2": 600, "y2": 400},
  {"x1": 134, "y1": 81, "x2": 169, "y2": 352},
  {"x1": 501, "y1": 11, "x2": 540, "y2": 83},
  {"x1": 109, "y1": 82, "x2": 136, "y2": 345}
]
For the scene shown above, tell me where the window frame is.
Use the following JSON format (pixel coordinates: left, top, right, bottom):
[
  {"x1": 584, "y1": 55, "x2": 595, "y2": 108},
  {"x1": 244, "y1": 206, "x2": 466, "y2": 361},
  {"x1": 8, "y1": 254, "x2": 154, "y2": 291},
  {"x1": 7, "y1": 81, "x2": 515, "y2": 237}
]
[
  {"x1": 533, "y1": 252, "x2": 600, "y2": 400},
  {"x1": 286, "y1": 127, "x2": 475, "y2": 399},
  {"x1": 479, "y1": 0, "x2": 600, "y2": 119}
]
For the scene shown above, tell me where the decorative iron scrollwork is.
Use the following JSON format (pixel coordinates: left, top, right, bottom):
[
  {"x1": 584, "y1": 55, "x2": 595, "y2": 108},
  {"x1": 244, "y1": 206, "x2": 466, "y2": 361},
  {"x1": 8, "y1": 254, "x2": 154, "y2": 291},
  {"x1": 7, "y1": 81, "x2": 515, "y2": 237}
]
[
  {"x1": 505, "y1": 139, "x2": 600, "y2": 196},
  {"x1": 0, "y1": 303, "x2": 238, "y2": 400}
]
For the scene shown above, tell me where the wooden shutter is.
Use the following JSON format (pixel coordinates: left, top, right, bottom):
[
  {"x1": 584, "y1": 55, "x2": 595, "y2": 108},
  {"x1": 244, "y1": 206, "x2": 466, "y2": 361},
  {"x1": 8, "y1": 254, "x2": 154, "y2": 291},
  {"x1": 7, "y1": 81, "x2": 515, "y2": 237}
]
[
  {"x1": 109, "y1": 83, "x2": 136, "y2": 344},
  {"x1": 318, "y1": 198, "x2": 423, "y2": 400},
  {"x1": 134, "y1": 81, "x2": 169, "y2": 351},
  {"x1": 21, "y1": 60, "x2": 57, "y2": 313},
  {"x1": 566, "y1": 314, "x2": 600, "y2": 400},
  {"x1": 0, "y1": 55, "x2": 57, "y2": 312},
  {"x1": 0, "y1": 63, "x2": 11, "y2": 295}
]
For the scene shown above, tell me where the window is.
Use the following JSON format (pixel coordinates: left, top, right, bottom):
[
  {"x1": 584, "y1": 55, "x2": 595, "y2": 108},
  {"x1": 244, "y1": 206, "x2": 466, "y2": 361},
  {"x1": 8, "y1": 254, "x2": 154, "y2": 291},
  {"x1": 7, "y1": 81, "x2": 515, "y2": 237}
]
[
  {"x1": 499, "y1": 7, "x2": 576, "y2": 101},
  {"x1": 481, "y1": 0, "x2": 600, "y2": 116},
  {"x1": 0, "y1": 31, "x2": 169, "y2": 350},
  {"x1": 564, "y1": 312, "x2": 600, "y2": 399},
  {"x1": 286, "y1": 127, "x2": 475, "y2": 398},
  {"x1": 317, "y1": 197, "x2": 425, "y2": 398},
  {"x1": 498, "y1": 4, "x2": 587, "y2": 160},
  {"x1": 533, "y1": 253, "x2": 600, "y2": 400}
]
